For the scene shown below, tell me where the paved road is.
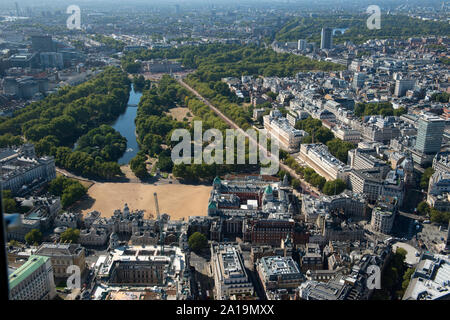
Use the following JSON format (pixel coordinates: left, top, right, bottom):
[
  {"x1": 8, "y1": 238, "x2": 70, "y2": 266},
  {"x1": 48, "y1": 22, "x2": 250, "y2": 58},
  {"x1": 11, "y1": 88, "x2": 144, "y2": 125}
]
[
  {"x1": 177, "y1": 78, "x2": 320, "y2": 198},
  {"x1": 398, "y1": 210, "x2": 426, "y2": 222},
  {"x1": 56, "y1": 167, "x2": 94, "y2": 183}
]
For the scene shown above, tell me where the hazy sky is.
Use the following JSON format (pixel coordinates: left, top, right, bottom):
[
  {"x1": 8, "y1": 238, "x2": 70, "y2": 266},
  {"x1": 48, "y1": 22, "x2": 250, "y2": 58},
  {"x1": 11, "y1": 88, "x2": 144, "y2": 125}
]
[{"x1": 0, "y1": 0, "x2": 445, "y2": 12}]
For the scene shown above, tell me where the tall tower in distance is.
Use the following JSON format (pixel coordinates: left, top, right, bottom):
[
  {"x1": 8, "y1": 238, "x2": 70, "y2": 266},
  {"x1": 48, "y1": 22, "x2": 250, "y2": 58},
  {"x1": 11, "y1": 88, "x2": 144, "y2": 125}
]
[
  {"x1": 320, "y1": 27, "x2": 333, "y2": 50},
  {"x1": 15, "y1": 2, "x2": 21, "y2": 17}
]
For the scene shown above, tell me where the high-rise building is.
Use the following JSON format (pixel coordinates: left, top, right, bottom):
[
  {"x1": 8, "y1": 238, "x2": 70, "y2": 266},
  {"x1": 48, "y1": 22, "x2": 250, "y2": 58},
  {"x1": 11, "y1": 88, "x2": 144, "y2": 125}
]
[
  {"x1": 352, "y1": 72, "x2": 366, "y2": 89},
  {"x1": 394, "y1": 79, "x2": 415, "y2": 97},
  {"x1": 39, "y1": 52, "x2": 64, "y2": 69},
  {"x1": 15, "y1": 2, "x2": 21, "y2": 17},
  {"x1": 31, "y1": 35, "x2": 56, "y2": 53},
  {"x1": 9, "y1": 255, "x2": 56, "y2": 300},
  {"x1": 415, "y1": 113, "x2": 445, "y2": 155},
  {"x1": 320, "y1": 28, "x2": 333, "y2": 50},
  {"x1": 298, "y1": 39, "x2": 307, "y2": 51}
]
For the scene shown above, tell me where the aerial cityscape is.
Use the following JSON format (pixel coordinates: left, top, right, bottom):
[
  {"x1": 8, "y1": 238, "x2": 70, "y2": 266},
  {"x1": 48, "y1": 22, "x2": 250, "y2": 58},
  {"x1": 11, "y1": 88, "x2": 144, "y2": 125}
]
[{"x1": 1, "y1": 0, "x2": 450, "y2": 305}]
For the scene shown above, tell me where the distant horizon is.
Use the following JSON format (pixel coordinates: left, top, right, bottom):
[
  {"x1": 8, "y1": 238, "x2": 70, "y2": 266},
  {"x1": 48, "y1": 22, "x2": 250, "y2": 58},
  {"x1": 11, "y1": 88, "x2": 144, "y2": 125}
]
[{"x1": 0, "y1": 0, "x2": 446, "y2": 10}]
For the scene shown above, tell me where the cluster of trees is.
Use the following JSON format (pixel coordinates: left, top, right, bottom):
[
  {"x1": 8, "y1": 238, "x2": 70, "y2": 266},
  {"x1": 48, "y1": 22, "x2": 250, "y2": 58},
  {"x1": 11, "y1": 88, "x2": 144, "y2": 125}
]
[
  {"x1": 0, "y1": 67, "x2": 130, "y2": 180},
  {"x1": 300, "y1": 167, "x2": 327, "y2": 190},
  {"x1": 173, "y1": 163, "x2": 229, "y2": 183},
  {"x1": 372, "y1": 248, "x2": 410, "y2": 300},
  {"x1": 60, "y1": 228, "x2": 80, "y2": 243},
  {"x1": 156, "y1": 149, "x2": 173, "y2": 172},
  {"x1": 132, "y1": 75, "x2": 150, "y2": 92},
  {"x1": 132, "y1": 75, "x2": 258, "y2": 182},
  {"x1": 130, "y1": 151, "x2": 150, "y2": 180},
  {"x1": 122, "y1": 43, "x2": 343, "y2": 131},
  {"x1": 431, "y1": 92, "x2": 449, "y2": 103},
  {"x1": 131, "y1": 75, "x2": 190, "y2": 179},
  {"x1": 2, "y1": 190, "x2": 17, "y2": 213},
  {"x1": 92, "y1": 34, "x2": 125, "y2": 51},
  {"x1": 440, "y1": 57, "x2": 450, "y2": 65},
  {"x1": 354, "y1": 102, "x2": 407, "y2": 118},
  {"x1": 191, "y1": 44, "x2": 344, "y2": 79},
  {"x1": 185, "y1": 76, "x2": 252, "y2": 130},
  {"x1": 0, "y1": 133, "x2": 23, "y2": 148},
  {"x1": 123, "y1": 43, "x2": 344, "y2": 77},
  {"x1": 429, "y1": 209, "x2": 450, "y2": 225},
  {"x1": 295, "y1": 117, "x2": 334, "y2": 144},
  {"x1": 417, "y1": 201, "x2": 431, "y2": 216},
  {"x1": 185, "y1": 97, "x2": 229, "y2": 132},
  {"x1": 25, "y1": 229, "x2": 43, "y2": 245},
  {"x1": 188, "y1": 232, "x2": 208, "y2": 252},
  {"x1": 276, "y1": 14, "x2": 450, "y2": 44},
  {"x1": 417, "y1": 201, "x2": 450, "y2": 224},
  {"x1": 325, "y1": 138, "x2": 355, "y2": 164},
  {"x1": 295, "y1": 117, "x2": 355, "y2": 163},
  {"x1": 48, "y1": 176, "x2": 87, "y2": 208},
  {"x1": 161, "y1": 44, "x2": 342, "y2": 131},
  {"x1": 75, "y1": 125, "x2": 127, "y2": 163},
  {"x1": 53, "y1": 148, "x2": 123, "y2": 179},
  {"x1": 420, "y1": 167, "x2": 435, "y2": 190},
  {"x1": 283, "y1": 154, "x2": 346, "y2": 194},
  {"x1": 322, "y1": 179, "x2": 347, "y2": 196},
  {"x1": 122, "y1": 57, "x2": 142, "y2": 74}
]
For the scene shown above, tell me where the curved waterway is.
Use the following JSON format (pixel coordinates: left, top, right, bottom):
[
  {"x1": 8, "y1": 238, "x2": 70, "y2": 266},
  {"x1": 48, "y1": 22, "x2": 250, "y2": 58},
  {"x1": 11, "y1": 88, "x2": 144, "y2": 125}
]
[{"x1": 112, "y1": 84, "x2": 142, "y2": 165}]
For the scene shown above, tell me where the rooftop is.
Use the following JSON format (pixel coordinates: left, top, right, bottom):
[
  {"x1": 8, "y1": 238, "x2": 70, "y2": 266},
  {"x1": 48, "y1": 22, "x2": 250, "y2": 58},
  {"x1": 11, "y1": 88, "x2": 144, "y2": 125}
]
[{"x1": 8, "y1": 255, "x2": 49, "y2": 290}]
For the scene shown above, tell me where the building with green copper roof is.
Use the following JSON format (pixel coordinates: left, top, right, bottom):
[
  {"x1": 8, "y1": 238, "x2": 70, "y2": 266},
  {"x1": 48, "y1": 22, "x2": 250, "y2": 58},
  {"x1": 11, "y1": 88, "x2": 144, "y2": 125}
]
[{"x1": 8, "y1": 255, "x2": 56, "y2": 300}]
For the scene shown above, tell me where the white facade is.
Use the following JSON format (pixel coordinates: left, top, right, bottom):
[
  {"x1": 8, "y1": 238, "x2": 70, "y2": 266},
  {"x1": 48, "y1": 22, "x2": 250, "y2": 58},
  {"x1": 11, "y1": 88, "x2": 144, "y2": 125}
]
[
  {"x1": 211, "y1": 243, "x2": 254, "y2": 299},
  {"x1": 298, "y1": 144, "x2": 351, "y2": 181}
]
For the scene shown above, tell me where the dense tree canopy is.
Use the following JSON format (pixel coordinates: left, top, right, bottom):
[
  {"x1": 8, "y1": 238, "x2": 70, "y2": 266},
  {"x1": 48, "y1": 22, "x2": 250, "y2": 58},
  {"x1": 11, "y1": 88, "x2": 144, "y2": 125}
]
[
  {"x1": 0, "y1": 133, "x2": 23, "y2": 148},
  {"x1": 322, "y1": 179, "x2": 347, "y2": 196},
  {"x1": 92, "y1": 34, "x2": 125, "y2": 51},
  {"x1": 60, "y1": 228, "x2": 80, "y2": 243},
  {"x1": 354, "y1": 102, "x2": 407, "y2": 118},
  {"x1": 326, "y1": 138, "x2": 355, "y2": 163},
  {"x1": 431, "y1": 92, "x2": 449, "y2": 103},
  {"x1": 275, "y1": 14, "x2": 450, "y2": 44},
  {"x1": 420, "y1": 167, "x2": 435, "y2": 190},
  {"x1": 0, "y1": 67, "x2": 130, "y2": 179},
  {"x1": 122, "y1": 44, "x2": 343, "y2": 132},
  {"x1": 48, "y1": 176, "x2": 87, "y2": 208},
  {"x1": 2, "y1": 190, "x2": 17, "y2": 213},
  {"x1": 75, "y1": 125, "x2": 127, "y2": 163},
  {"x1": 430, "y1": 209, "x2": 450, "y2": 225},
  {"x1": 188, "y1": 232, "x2": 208, "y2": 252},
  {"x1": 294, "y1": 117, "x2": 354, "y2": 163},
  {"x1": 130, "y1": 151, "x2": 150, "y2": 180},
  {"x1": 131, "y1": 75, "x2": 258, "y2": 182},
  {"x1": 25, "y1": 229, "x2": 43, "y2": 245}
]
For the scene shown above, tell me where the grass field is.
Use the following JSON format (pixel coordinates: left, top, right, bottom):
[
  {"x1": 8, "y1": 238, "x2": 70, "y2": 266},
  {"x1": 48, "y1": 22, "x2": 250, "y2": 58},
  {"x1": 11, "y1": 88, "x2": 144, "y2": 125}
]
[{"x1": 166, "y1": 107, "x2": 193, "y2": 122}]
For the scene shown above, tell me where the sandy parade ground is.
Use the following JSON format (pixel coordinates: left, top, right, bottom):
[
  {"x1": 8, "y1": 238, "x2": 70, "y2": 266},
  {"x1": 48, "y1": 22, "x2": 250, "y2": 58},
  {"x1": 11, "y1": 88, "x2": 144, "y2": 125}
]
[{"x1": 74, "y1": 182, "x2": 212, "y2": 221}]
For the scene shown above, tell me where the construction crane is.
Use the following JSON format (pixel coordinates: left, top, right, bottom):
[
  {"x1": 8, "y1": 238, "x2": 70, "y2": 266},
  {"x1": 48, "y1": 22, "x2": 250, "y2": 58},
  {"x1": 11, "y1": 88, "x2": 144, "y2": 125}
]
[{"x1": 154, "y1": 192, "x2": 164, "y2": 254}]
